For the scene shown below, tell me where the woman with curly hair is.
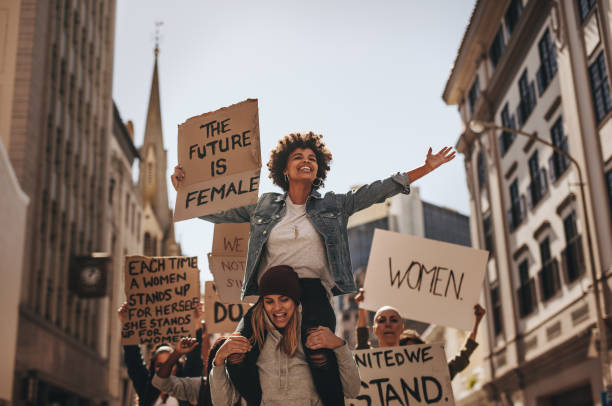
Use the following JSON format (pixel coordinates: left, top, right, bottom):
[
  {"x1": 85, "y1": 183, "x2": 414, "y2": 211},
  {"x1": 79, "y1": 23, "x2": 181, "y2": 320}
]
[{"x1": 171, "y1": 132, "x2": 454, "y2": 405}]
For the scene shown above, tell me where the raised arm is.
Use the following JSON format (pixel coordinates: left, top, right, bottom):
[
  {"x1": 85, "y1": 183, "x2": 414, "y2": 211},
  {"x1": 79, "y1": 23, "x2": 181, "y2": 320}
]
[
  {"x1": 209, "y1": 336, "x2": 250, "y2": 406},
  {"x1": 170, "y1": 164, "x2": 256, "y2": 223},
  {"x1": 353, "y1": 289, "x2": 371, "y2": 350},
  {"x1": 448, "y1": 304, "x2": 485, "y2": 380},
  {"x1": 183, "y1": 303, "x2": 205, "y2": 377},
  {"x1": 153, "y1": 337, "x2": 201, "y2": 403},
  {"x1": 341, "y1": 147, "x2": 455, "y2": 216},
  {"x1": 118, "y1": 303, "x2": 150, "y2": 397}
]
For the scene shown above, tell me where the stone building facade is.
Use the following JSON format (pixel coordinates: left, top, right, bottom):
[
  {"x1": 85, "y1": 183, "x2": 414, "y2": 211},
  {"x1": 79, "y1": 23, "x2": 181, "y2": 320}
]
[{"x1": 443, "y1": 0, "x2": 612, "y2": 404}]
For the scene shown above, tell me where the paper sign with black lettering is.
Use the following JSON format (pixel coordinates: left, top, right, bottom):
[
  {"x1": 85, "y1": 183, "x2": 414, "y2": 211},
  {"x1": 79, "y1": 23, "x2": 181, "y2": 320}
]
[
  {"x1": 121, "y1": 256, "x2": 201, "y2": 345},
  {"x1": 204, "y1": 281, "x2": 252, "y2": 334},
  {"x1": 208, "y1": 254, "x2": 246, "y2": 303},
  {"x1": 346, "y1": 344, "x2": 455, "y2": 406},
  {"x1": 208, "y1": 223, "x2": 249, "y2": 303},
  {"x1": 174, "y1": 99, "x2": 261, "y2": 222},
  {"x1": 211, "y1": 223, "x2": 250, "y2": 256},
  {"x1": 361, "y1": 229, "x2": 488, "y2": 331}
]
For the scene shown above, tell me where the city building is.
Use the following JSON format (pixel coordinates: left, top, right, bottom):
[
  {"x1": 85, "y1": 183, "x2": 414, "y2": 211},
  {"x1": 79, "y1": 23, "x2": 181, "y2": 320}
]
[
  {"x1": 104, "y1": 103, "x2": 143, "y2": 406},
  {"x1": 0, "y1": 0, "x2": 134, "y2": 404},
  {"x1": 443, "y1": 0, "x2": 612, "y2": 404},
  {"x1": 0, "y1": 138, "x2": 29, "y2": 404},
  {"x1": 335, "y1": 186, "x2": 471, "y2": 348},
  {"x1": 137, "y1": 47, "x2": 181, "y2": 258}
]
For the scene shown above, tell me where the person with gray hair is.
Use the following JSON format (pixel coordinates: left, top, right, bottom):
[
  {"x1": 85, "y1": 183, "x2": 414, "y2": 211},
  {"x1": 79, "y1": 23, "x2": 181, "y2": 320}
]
[{"x1": 353, "y1": 288, "x2": 486, "y2": 380}]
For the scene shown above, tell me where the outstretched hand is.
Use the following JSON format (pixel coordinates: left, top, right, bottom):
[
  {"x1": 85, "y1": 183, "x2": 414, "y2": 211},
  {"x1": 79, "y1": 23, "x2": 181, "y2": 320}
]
[{"x1": 425, "y1": 147, "x2": 456, "y2": 171}]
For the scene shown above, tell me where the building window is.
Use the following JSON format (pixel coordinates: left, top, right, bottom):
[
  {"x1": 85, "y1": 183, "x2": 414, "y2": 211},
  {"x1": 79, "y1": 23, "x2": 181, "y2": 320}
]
[
  {"x1": 508, "y1": 179, "x2": 525, "y2": 231},
  {"x1": 490, "y1": 284, "x2": 503, "y2": 336},
  {"x1": 468, "y1": 76, "x2": 480, "y2": 115},
  {"x1": 489, "y1": 27, "x2": 505, "y2": 69},
  {"x1": 108, "y1": 178, "x2": 115, "y2": 205},
  {"x1": 549, "y1": 117, "x2": 570, "y2": 182},
  {"x1": 144, "y1": 232, "x2": 152, "y2": 256},
  {"x1": 477, "y1": 151, "x2": 486, "y2": 188},
  {"x1": 588, "y1": 51, "x2": 612, "y2": 123},
  {"x1": 578, "y1": 0, "x2": 595, "y2": 21},
  {"x1": 125, "y1": 195, "x2": 129, "y2": 225},
  {"x1": 538, "y1": 237, "x2": 560, "y2": 301},
  {"x1": 527, "y1": 150, "x2": 548, "y2": 208},
  {"x1": 499, "y1": 103, "x2": 516, "y2": 156},
  {"x1": 517, "y1": 259, "x2": 536, "y2": 317},
  {"x1": 562, "y1": 211, "x2": 585, "y2": 282},
  {"x1": 505, "y1": 0, "x2": 523, "y2": 37},
  {"x1": 517, "y1": 70, "x2": 537, "y2": 127},
  {"x1": 483, "y1": 215, "x2": 494, "y2": 255},
  {"x1": 536, "y1": 29, "x2": 558, "y2": 95}
]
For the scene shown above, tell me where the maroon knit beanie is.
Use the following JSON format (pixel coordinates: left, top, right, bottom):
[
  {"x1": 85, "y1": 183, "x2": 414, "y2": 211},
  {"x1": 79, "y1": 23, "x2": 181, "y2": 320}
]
[{"x1": 258, "y1": 265, "x2": 300, "y2": 303}]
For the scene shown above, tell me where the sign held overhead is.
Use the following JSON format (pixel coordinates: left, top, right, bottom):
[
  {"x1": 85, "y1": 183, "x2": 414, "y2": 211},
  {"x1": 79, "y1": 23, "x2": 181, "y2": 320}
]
[
  {"x1": 174, "y1": 99, "x2": 261, "y2": 222},
  {"x1": 361, "y1": 229, "x2": 488, "y2": 331}
]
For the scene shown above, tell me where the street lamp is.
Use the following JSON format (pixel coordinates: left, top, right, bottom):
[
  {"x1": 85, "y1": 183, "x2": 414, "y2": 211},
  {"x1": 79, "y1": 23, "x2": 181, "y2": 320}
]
[{"x1": 469, "y1": 119, "x2": 612, "y2": 394}]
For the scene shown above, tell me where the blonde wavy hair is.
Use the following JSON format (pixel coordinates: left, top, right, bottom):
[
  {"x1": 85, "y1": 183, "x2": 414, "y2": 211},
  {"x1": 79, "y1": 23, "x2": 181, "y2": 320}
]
[{"x1": 250, "y1": 298, "x2": 300, "y2": 357}]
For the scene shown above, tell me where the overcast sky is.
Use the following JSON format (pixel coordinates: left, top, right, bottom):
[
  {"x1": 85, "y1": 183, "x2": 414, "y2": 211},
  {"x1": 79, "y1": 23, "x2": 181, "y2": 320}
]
[{"x1": 112, "y1": 0, "x2": 475, "y2": 283}]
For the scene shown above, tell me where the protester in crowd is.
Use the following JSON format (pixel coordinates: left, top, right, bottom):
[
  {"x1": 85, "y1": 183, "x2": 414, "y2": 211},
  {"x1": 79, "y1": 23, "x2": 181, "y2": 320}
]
[
  {"x1": 152, "y1": 336, "x2": 236, "y2": 406},
  {"x1": 171, "y1": 131, "x2": 455, "y2": 405},
  {"x1": 118, "y1": 303, "x2": 205, "y2": 406},
  {"x1": 208, "y1": 266, "x2": 360, "y2": 405},
  {"x1": 353, "y1": 288, "x2": 486, "y2": 380}
]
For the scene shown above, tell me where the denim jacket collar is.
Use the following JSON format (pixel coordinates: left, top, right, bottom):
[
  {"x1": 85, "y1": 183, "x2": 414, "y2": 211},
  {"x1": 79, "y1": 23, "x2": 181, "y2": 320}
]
[{"x1": 273, "y1": 189, "x2": 322, "y2": 203}]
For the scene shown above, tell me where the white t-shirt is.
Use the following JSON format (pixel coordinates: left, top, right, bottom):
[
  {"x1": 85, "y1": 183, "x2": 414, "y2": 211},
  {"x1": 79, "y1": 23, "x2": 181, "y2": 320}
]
[
  {"x1": 152, "y1": 395, "x2": 179, "y2": 406},
  {"x1": 257, "y1": 197, "x2": 336, "y2": 296}
]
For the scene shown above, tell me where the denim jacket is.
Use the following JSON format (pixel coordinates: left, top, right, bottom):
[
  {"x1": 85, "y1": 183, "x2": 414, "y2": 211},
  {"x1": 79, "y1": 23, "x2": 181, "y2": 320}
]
[{"x1": 201, "y1": 173, "x2": 410, "y2": 299}]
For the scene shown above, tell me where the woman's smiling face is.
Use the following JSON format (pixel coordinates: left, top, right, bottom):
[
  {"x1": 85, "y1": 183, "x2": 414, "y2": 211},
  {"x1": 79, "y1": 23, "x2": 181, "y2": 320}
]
[
  {"x1": 263, "y1": 294, "x2": 296, "y2": 329},
  {"x1": 284, "y1": 148, "x2": 318, "y2": 185}
]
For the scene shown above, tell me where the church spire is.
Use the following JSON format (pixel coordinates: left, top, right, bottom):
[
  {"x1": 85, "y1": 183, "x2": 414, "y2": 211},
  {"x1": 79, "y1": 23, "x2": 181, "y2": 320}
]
[{"x1": 138, "y1": 39, "x2": 171, "y2": 233}]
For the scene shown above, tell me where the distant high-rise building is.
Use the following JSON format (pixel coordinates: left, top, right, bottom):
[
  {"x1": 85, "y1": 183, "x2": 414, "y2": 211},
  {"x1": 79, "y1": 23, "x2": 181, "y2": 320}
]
[
  {"x1": 335, "y1": 186, "x2": 471, "y2": 348},
  {"x1": 443, "y1": 0, "x2": 612, "y2": 404},
  {"x1": 138, "y1": 47, "x2": 181, "y2": 258},
  {"x1": 0, "y1": 0, "x2": 137, "y2": 404}
]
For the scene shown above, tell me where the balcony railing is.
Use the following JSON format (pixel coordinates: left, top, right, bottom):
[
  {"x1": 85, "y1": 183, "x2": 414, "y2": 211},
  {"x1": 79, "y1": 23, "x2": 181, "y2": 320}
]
[
  {"x1": 562, "y1": 235, "x2": 585, "y2": 283},
  {"x1": 517, "y1": 278, "x2": 537, "y2": 318},
  {"x1": 527, "y1": 168, "x2": 549, "y2": 209},
  {"x1": 538, "y1": 258, "x2": 560, "y2": 301}
]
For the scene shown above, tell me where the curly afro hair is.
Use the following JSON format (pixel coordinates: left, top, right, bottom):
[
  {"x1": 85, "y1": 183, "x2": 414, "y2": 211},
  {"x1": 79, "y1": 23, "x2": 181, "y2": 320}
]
[{"x1": 267, "y1": 132, "x2": 332, "y2": 192}]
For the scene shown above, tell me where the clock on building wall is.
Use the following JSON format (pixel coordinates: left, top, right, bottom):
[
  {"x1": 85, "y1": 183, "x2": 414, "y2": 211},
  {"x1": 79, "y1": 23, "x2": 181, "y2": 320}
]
[{"x1": 69, "y1": 253, "x2": 111, "y2": 298}]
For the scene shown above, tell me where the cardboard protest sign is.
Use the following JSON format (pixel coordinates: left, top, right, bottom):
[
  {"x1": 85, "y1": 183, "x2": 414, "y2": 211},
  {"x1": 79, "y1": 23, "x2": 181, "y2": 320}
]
[
  {"x1": 208, "y1": 223, "x2": 250, "y2": 303},
  {"x1": 361, "y1": 229, "x2": 488, "y2": 331},
  {"x1": 211, "y1": 223, "x2": 250, "y2": 256},
  {"x1": 346, "y1": 344, "x2": 455, "y2": 406},
  {"x1": 174, "y1": 99, "x2": 261, "y2": 222},
  {"x1": 204, "y1": 281, "x2": 252, "y2": 334},
  {"x1": 121, "y1": 256, "x2": 201, "y2": 345}
]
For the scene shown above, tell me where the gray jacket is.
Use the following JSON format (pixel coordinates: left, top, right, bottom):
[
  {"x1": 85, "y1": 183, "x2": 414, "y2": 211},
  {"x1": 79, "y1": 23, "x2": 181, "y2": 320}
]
[
  {"x1": 209, "y1": 318, "x2": 361, "y2": 405},
  {"x1": 201, "y1": 174, "x2": 411, "y2": 299}
]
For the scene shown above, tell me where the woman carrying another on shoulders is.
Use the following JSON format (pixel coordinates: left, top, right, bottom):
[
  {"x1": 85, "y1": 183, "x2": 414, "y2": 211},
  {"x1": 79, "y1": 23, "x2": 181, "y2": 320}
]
[
  {"x1": 171, "y1": 132, "x2": 455, "y2": 405},
  {"x1": 210, "y1": 265, "x2": 360, "y2": 405},
  {"x1": 353, "y1": 288, "x2": 486, "y2": 380}
]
